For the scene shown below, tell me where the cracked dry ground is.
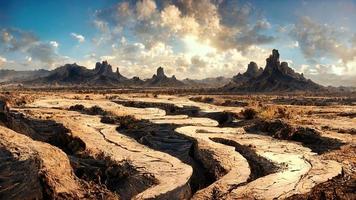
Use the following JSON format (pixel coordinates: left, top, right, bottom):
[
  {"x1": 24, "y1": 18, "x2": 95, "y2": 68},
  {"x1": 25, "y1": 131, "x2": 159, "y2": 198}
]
[{"x1": 0, "y1": 93, "x2": 355, "y2": 200}]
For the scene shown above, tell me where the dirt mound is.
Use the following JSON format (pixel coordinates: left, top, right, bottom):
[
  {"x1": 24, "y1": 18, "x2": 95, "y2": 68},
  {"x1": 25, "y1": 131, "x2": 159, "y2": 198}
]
[{"x1": 287, "y1": 174, "x2": 356, "y2": 200}]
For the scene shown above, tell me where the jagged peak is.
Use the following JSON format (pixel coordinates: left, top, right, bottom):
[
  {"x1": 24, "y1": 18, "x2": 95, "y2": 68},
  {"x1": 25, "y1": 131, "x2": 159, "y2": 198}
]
[
  {"x1": 270, "y1": 49, "x2": 280, "y2": 62},
  {"x1": 264, "y1": 49, "x2": 281, "y2": 73},
  {"x1": 246, "y1": 62, "x2": 261, "y2": 77},
  {"x1": 63, "y1": 63, "x2": 79, "y2": 67},
  {"x1": 157, "y1": 66, "x2": 165, "y2": 78},
  {"x1": 95, "y1": 61, "x2": 113, "y2": 74},
  {"x1": 57, "y1": 63, "x2": 85, "y2": 71},
  {"x1": 132, "y1": 76, "x2": 141, "y2": 81}
]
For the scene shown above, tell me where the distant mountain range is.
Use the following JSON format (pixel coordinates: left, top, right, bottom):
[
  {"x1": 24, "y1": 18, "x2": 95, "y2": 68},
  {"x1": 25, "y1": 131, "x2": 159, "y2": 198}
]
[
  {"x1": 0, "y1": 69, "x2": 50, "y2": 83},
  {"x1": 0, "y1": 61, "x2": 227, "y2": 88},
  {"x1": 0, "y1": 49, "x2": 352, "y2": 92},
  {"x1": 8, "y1": 61, "x2": 185, "y2": 87},
  {"x1": 25, "y1": 61, "x2": 143, "y2": 86}
]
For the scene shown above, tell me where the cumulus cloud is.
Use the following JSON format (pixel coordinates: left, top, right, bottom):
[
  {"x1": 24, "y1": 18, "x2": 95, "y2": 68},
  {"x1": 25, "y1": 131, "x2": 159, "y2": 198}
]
[
  {"x1": 50, "y1": 41, "x2": 59, "y2": 48},
  {"x1": 136, "y1": 0, "x2": 157, "y2": 20},
  {"x1": 99, "y1": 35, "x2": 270, "y2": 80},
  {"x1": 71, "y1": 32, "x2": 85, "y2": 43},
  {"x1": 289, "y1": 16, "x2": 356, "y2": 85},
  {"x1": 296, "y1": 61, "x2": 356, "y2": 87},
  {"x1": 94, "y1": 0, "x2": 275, "y2": 52},
  {"x1": 0, "y1": 28, "x2": 38, "y2": 51},
  {"x1": 290, "y1": 16, "x2": 356, "y2": 64},
  {"x1": 288, "y1": 41, "x2": 299, "y2": 49},
  {"x1": 27, "y1": 42, "x2": 59, "y2": 66},
  {"x1": 0, "y1": 56, "x2": 7, "y2": 67},
  {"x1": 303, "y1": 65, "x2": 356, "y2": 87},
  {"x1": 26, "y1": 56, "x2": 32, "y2": 62},
  {"x1": 0, "y1": 28, "x2": 66, "y2": 69},
  {"x1": 89, "y1": 0, "x2": 276, "y2": 79}
]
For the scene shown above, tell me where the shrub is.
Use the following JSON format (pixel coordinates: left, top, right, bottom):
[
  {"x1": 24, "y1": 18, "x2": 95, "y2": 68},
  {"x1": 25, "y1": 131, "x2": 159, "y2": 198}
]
[
  {"x1": 87, "y1": 105, "x2": 107, "y2": 115},
  {"x1": 69, "y1": 104, "x2": 85, "y2": 111},
  {"x1": 241, "y1": 108, "x2": 258, "y2": 120},
  {"x1": 116, "y1": 115, "x2": 139, "y2": 129}
]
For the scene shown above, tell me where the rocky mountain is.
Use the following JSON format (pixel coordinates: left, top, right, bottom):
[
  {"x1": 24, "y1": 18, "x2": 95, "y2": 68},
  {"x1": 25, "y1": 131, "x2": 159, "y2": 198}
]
[
  {"x1": 144, "y1": 67, "x2": 185, "y2": 87},
  {"x1": 90, "y1": 61, "x2": 130, "y2": 85},
  {"x1": 223, "y1": 49, "x2": 324, "y2": 92},
  {"x1": 24, "y1": 62, "x2": 182, "y2": 87},
  {"x1": 0, "y1": 69, "x2": 50, "y2": 83},
  {"x1": 2, "y1": 52, "x2": 327, "y2": 91},
  {"x1": 232, "y1": 62, "x2": 263, "y2": 86},
  {"x1": 27, "y1": 61, "x2": 136, "y2": 86}
]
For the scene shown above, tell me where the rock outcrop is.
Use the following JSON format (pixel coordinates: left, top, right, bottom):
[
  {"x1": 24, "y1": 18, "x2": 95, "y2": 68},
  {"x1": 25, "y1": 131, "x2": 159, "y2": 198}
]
[
  {"x1": 224, "y1": 49, "x2": 324, "y2": 92},
  {"x1": 144, "y1": 67, "x2": 185, "y2": 87},
  {"x1": 232, "y1": 62, "x2": 263, "y2": 86}
]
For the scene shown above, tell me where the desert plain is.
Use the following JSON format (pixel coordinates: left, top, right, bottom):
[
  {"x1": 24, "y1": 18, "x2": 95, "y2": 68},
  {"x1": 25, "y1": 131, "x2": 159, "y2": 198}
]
[{"x1": 0, "y1": 89, "x2": 354, "y2": 200}]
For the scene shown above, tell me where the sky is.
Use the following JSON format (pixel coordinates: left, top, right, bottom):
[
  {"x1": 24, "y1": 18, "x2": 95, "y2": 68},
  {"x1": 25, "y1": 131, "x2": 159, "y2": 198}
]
[{"x1": 1, "y1": 0, "x2": 356, "y2": 86}]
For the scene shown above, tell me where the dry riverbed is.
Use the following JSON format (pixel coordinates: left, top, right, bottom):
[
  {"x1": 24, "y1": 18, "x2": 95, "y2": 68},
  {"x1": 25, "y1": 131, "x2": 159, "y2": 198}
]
[{"x1": 0, "y1": 92, "x2": 355, "y2": 199}]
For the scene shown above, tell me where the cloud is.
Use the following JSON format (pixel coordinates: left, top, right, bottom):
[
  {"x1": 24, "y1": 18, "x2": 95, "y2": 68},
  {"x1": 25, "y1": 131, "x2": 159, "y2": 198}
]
[
  {"x1": 136, "y1": 0, "x2": 157, "y2": 20},
  {"x1": 0, "y1": 28, "x2": 38, "y2": 51},
  {"x1": 26, "y1": 56, "x2": 32, "y2": 62},
  {"x1": 352, "y1": 33, "x2": 356, "y2": 46},
  {"x1": 97, "y1": 34, "x2": 270, "y2": 80},
  {"x1": 0, "y1": 56, "x2": 7, "y2": 67},
  {"x1": 290, "y1": 16, "x2": 356, "y2": 64},
  {"x1": 0, "y1": 56, "x2": 7, "y2": 62},
  {"x1": 287, "y1": 41, "x2": 299, "y2": 49},
  {"x1": 50, "y1": 41, "x2": 59, "y2": 48},
  {"x1": 297, "y1": 61, "x2": 356, "y2": 87},
  {"x1": 0, "y1": 28, "x2": 67, "y2": 69},
  {"x1": 88, "y1": 0, "x2": 277, "y2": 80},
  {"x1": 160, "y1": 5, "x2": 200, "y2": 36},
  {"x1": 100, "y1": 55, "x2": 116, "y2": 61},
  {"x1": 94, "y1": 0, "x2": 275, "y2": 52},
  {"x1": 27, "y1": 42, "x2": 59, "y2": 66},
  {"x1": 71, "y1": 32, "x2": 85, "y2": 43}
]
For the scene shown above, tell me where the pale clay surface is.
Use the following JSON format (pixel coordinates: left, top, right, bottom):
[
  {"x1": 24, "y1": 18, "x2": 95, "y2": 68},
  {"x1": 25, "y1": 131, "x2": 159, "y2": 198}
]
[{"x1": 13, "y1": 94, "x2": 345, "y2": 199}]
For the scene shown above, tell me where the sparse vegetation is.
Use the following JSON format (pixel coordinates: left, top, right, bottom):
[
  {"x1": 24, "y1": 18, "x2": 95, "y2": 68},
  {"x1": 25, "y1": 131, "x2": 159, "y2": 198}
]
[
  {"x1": 69, "y1": 104, "x2": 108, "y2": 115},
  {"x1": 189, "y1": 96, "x2": 215, "y2": 103},
  {"x1": 240, "y1": 108, "x2": 258, "y2": 119}
]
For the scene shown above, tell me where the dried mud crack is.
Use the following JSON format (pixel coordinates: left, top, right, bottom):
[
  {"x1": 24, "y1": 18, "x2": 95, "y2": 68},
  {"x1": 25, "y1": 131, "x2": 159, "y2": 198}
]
[
  {"x1": 0, "y1": 126, "x2": 117, "y2": 200},
  {"x1": 8, "y1": 105, "x2": 193, "y2": 199},
  {"x1": 113, "y1": 100, "x2": 238, "y2": 126},
  {"x1": 210, "y1": 137, "x2": 280, "y2": 181},
  {"x1": 0, "y1": 110, "x2": 156, "y2": 200},
  {"x1": 3, "y1": 95, "x2": 349, "y2": 200},
  {"x1": 115, "y1": 119, "x2": 215, "y2": 193}
]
